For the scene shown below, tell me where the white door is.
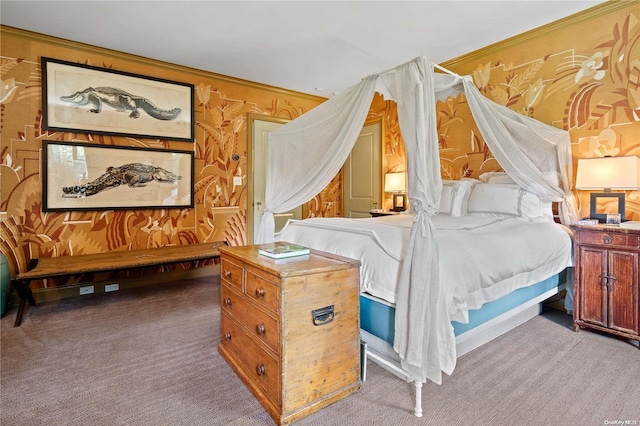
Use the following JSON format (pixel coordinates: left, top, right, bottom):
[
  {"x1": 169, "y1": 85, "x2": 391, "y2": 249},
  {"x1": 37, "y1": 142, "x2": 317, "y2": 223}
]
[
  {"x1": 248, "y1": 115, "x2": 302, "y2": 244},
  {"x1": 343, "y1": 121, "x2": 382, "y2": 218}
]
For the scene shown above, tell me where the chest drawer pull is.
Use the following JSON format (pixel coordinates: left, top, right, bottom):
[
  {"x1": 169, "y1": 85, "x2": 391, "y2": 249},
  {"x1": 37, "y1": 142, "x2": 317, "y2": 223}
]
[
  {"x1": 255, "y1": 287, "x2": 266, "y2": 298},
  {"x1": 602, "y1": 235, "x2": 614, "y2": 244},
  {"x1": 224, "y1": 332, "x2": 232, "y2": 341},
  {"x1": 256, "y1": 364, "x2": 266, "y2": 376},
  {"x1": 312, "y1": 305, "x2": 335, "y2": 326},
  {"x1": 256, "y1": 323, "x2": 266, "y2": 335},
  {"x1": 224, "y1": 270, "x2": 232, "y2": 278},
  {"x1": 223, "y1": 298, "x2": 232, "y2": 307}
]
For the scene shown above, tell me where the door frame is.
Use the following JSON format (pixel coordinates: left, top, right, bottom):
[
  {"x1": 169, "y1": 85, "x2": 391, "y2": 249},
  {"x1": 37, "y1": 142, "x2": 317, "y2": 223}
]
[
  {"x1": 341, "y1": 117, "x2": 385, "y2": 216},
  {"x1": 247, "y1": 113, "x2": 307, "y2": 244}
]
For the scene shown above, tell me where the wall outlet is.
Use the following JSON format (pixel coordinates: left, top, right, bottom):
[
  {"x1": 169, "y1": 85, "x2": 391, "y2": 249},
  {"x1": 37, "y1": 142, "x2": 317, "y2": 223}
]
[
  {"x1": 105, "y1": 283, "x2": 119, "y2": 292},
  {"x1": 79, "y1": 285, "x2": 94, "y2": 295},
  {"x1": 233, "y1": 176, "x2": 242, "y2": 186}
]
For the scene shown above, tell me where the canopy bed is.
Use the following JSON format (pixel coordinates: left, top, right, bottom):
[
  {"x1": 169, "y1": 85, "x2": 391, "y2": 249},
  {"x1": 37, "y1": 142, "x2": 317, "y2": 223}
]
[{"x1": 256, "y1": 56, "x2": 579, "y2": 416}]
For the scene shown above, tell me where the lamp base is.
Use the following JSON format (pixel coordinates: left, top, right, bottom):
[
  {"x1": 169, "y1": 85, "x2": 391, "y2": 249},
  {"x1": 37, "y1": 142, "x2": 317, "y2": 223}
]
[
  {"x1": 589, "y1": 192, "x2": 625, "y2": 223},
  {"x1": 392, "y1": 193, "x2": 407, "y2": 212}
]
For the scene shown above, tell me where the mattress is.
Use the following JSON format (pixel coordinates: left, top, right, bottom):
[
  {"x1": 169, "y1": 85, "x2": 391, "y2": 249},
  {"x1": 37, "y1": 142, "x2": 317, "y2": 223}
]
[
  {"x1": 360, "y1": 272, "x2": 562, "y2": 344},
  {"x1": 276, "y1": 214, "x2": 572, "y2": 326}
]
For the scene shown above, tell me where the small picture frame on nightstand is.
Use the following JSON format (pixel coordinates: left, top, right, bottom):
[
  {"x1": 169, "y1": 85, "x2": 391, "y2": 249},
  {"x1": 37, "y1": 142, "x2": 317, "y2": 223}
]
[{"x1": 606, "y1": 213, "x2": 621, "y2": 225}]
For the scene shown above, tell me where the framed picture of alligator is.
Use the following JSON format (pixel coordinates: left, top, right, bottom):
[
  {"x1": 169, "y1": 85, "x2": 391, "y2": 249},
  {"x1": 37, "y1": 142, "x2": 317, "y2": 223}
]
[
  {"x1": 41, "y1": 57, "x2": 195, "y2": 142},
  {"x1": 42, "y1": 141, "x2": 195, "y2": 212}
]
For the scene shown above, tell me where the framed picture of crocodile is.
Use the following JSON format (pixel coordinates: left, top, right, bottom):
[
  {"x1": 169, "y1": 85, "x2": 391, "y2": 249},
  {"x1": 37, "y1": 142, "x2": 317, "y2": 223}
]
[
  {"x1": 42, "y1": 141, "x2": 194, "y2": 212},
  {"x1": 41, "y1": 57, "x2": 194, "y2": 142}
]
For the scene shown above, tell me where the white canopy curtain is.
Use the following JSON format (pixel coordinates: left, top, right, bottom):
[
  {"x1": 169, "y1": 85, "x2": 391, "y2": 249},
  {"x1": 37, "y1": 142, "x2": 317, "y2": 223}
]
[
  {"x1": 462, "y1": 79, "x2": 579, "y2": 224},
  {"x1": 254, "y1": 74, "x2": 379, "y2": 244},
  {"x1": 257, "y1": 56, "x2": 577, "y2": 385}
]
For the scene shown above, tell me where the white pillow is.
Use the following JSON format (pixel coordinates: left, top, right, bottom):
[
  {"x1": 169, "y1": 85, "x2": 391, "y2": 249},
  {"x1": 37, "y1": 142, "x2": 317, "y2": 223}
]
[
  {"x1": 540, "y1": 202, "x2": 555, "y2": 222},
  {"x1": 467, "y1": 183, "x2": 544, "y2": 220},
  {"x1": 479, "y1": 172, "x2": 516, "y2": 185},
  {"x1": 439, "y1": 179, "x2": 477, "y2": 216}
]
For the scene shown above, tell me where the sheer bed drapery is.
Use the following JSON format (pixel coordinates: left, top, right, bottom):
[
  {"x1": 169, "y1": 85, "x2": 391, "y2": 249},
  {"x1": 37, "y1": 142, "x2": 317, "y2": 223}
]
[{"x1": 257, "y1": 56, "x2": 577, "y2": 385}]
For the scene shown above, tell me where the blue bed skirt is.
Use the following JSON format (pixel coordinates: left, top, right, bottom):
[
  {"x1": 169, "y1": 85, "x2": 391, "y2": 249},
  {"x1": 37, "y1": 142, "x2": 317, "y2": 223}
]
[{"x1": 360, "y1": 272, "x2": 563, "y2": 345}]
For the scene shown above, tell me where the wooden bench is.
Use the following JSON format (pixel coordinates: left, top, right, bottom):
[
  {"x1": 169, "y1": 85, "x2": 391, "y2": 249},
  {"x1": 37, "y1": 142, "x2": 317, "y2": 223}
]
[{"x1": 12, "y1": 241, "x2": 226, "y2": 327}]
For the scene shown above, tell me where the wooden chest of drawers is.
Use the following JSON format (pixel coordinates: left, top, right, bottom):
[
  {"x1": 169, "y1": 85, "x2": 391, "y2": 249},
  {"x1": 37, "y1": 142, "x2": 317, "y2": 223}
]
[{"x1": 218, "y1": 243, "x2": 362, "y2": 425}]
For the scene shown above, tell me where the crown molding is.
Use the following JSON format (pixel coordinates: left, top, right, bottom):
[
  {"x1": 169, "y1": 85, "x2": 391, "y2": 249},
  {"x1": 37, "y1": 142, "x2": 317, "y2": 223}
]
[
  {"x1": 0, "y1": 25, "x2": 326, "y2": 102},
  {"x1": 441, "y1": 1, "x2": 637, "y2": 69}
]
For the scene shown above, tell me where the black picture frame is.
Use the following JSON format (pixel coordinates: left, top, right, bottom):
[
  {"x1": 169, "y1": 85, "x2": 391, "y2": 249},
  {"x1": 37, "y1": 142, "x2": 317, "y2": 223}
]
[
  {"x1": 41, "y1": 57, "x2": 195, "y2": 142},
  {"x1": 589, "y1": 192, "x2": 625, "y2": 223},
  {"x1": 42, "y1": 141, "x2": 194, "y2": 212}
]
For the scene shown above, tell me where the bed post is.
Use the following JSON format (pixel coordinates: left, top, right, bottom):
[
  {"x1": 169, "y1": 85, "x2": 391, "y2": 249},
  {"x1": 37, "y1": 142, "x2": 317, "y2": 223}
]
[{"x1": 414, "y1": 380, "x2": 423, "y2": 417}]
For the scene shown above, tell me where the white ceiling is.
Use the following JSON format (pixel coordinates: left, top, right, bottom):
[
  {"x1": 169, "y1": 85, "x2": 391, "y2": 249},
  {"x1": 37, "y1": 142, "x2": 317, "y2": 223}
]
[{"x1": 1, "y1": 1, "x2": 605, "y2": 97}]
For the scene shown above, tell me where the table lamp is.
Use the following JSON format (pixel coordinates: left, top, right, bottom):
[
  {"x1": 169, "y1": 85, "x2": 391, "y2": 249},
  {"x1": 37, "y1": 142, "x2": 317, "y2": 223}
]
[
  {"x1": 385, "y1": 172, "x2": 407, "y2": 212},
  {"x1": 575, "y1": 155, "x2": 640, "y2": 223}
]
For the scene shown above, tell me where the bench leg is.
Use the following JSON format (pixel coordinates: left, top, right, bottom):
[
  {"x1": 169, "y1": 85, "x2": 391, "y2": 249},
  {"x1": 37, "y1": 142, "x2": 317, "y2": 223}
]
[{"x1": 12, "y1": 280, "x2": 35, "y2": 327}]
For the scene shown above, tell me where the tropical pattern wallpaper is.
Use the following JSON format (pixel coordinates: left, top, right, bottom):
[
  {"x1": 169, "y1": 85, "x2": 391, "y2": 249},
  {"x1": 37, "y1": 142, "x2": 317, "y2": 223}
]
[
  {"x1": 378, "y1": 1, "x2": 639, "y2": 218},
  {"x1": 0, "y1": 27, "x2": 323, "y2": 286},
  {"x1": 1, "y1": 1, "x2": 639, "y2": 293},
  {"x1": 438, "y1": 1, "x2": 640, "y2": 221}
]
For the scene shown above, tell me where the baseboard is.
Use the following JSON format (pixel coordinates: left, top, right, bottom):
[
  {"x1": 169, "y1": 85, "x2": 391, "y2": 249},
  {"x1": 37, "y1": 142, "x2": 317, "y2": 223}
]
[{"x1": 9, "y1": 264, "x2": 220, "y2": 306}]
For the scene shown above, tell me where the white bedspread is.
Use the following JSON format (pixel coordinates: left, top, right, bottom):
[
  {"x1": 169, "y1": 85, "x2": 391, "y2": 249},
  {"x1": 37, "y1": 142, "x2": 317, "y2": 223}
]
[{"x1": 276, "y1": 214, "x2": 572, "y2": 326}]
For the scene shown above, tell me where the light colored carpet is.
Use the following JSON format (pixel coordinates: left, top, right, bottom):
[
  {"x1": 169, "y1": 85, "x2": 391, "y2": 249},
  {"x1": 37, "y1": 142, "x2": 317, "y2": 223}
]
[{"x1": 1, "y1": 276, "x2": 638, "y2": 425}]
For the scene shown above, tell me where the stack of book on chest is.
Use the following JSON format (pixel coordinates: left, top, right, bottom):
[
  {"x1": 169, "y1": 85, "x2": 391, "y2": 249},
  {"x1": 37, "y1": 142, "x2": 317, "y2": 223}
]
[{"x1": 258, "y1": 242, "x2": 310, "y2": 259}]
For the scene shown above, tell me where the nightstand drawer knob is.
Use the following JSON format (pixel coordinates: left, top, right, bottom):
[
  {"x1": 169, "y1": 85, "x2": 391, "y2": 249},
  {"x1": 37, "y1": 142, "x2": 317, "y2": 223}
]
[
  {"x1": 224, "y1": 332, "x2": 232, "y2": 341},
  {"x1": 224, "y1": 270, "x2": 232, "y2": 278},
  {"x1": 603, "y1": 235, "x2": 614, "y2": 244},
  {"x1": 223, "y1": 298, "x2": 232, "y2": 307},
  {"x1": 255, "y1": 287, "x2": 266, "y2": 298},
  {"x1": 256, "y1": 364, "x2": 266, "y2": 376},
  {"x1": 256, "y1": 323, "x2": 266, "y2": 335}
]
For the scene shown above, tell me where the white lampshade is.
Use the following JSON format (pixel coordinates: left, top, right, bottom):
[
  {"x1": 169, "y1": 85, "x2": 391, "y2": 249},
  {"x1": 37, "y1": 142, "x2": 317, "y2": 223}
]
[
  {"x1": 385, "y1": 172, "x2": 406, "y2": 192},
  {"x1": 575, "y1": 156, "x2": 640, "y2": 190}
]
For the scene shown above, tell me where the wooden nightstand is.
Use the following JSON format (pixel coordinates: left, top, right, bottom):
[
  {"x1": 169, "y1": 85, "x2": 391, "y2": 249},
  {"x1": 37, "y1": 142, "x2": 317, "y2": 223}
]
[
  {"x1": 570, "y1": 224, "x2": 640, "y2": 347},
  {"x1": 369, "y1": 210, "x2": 400, "y2": 217},
  {"x1": 218, "y1": 243, "x2": 362, "y2": 425}
]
